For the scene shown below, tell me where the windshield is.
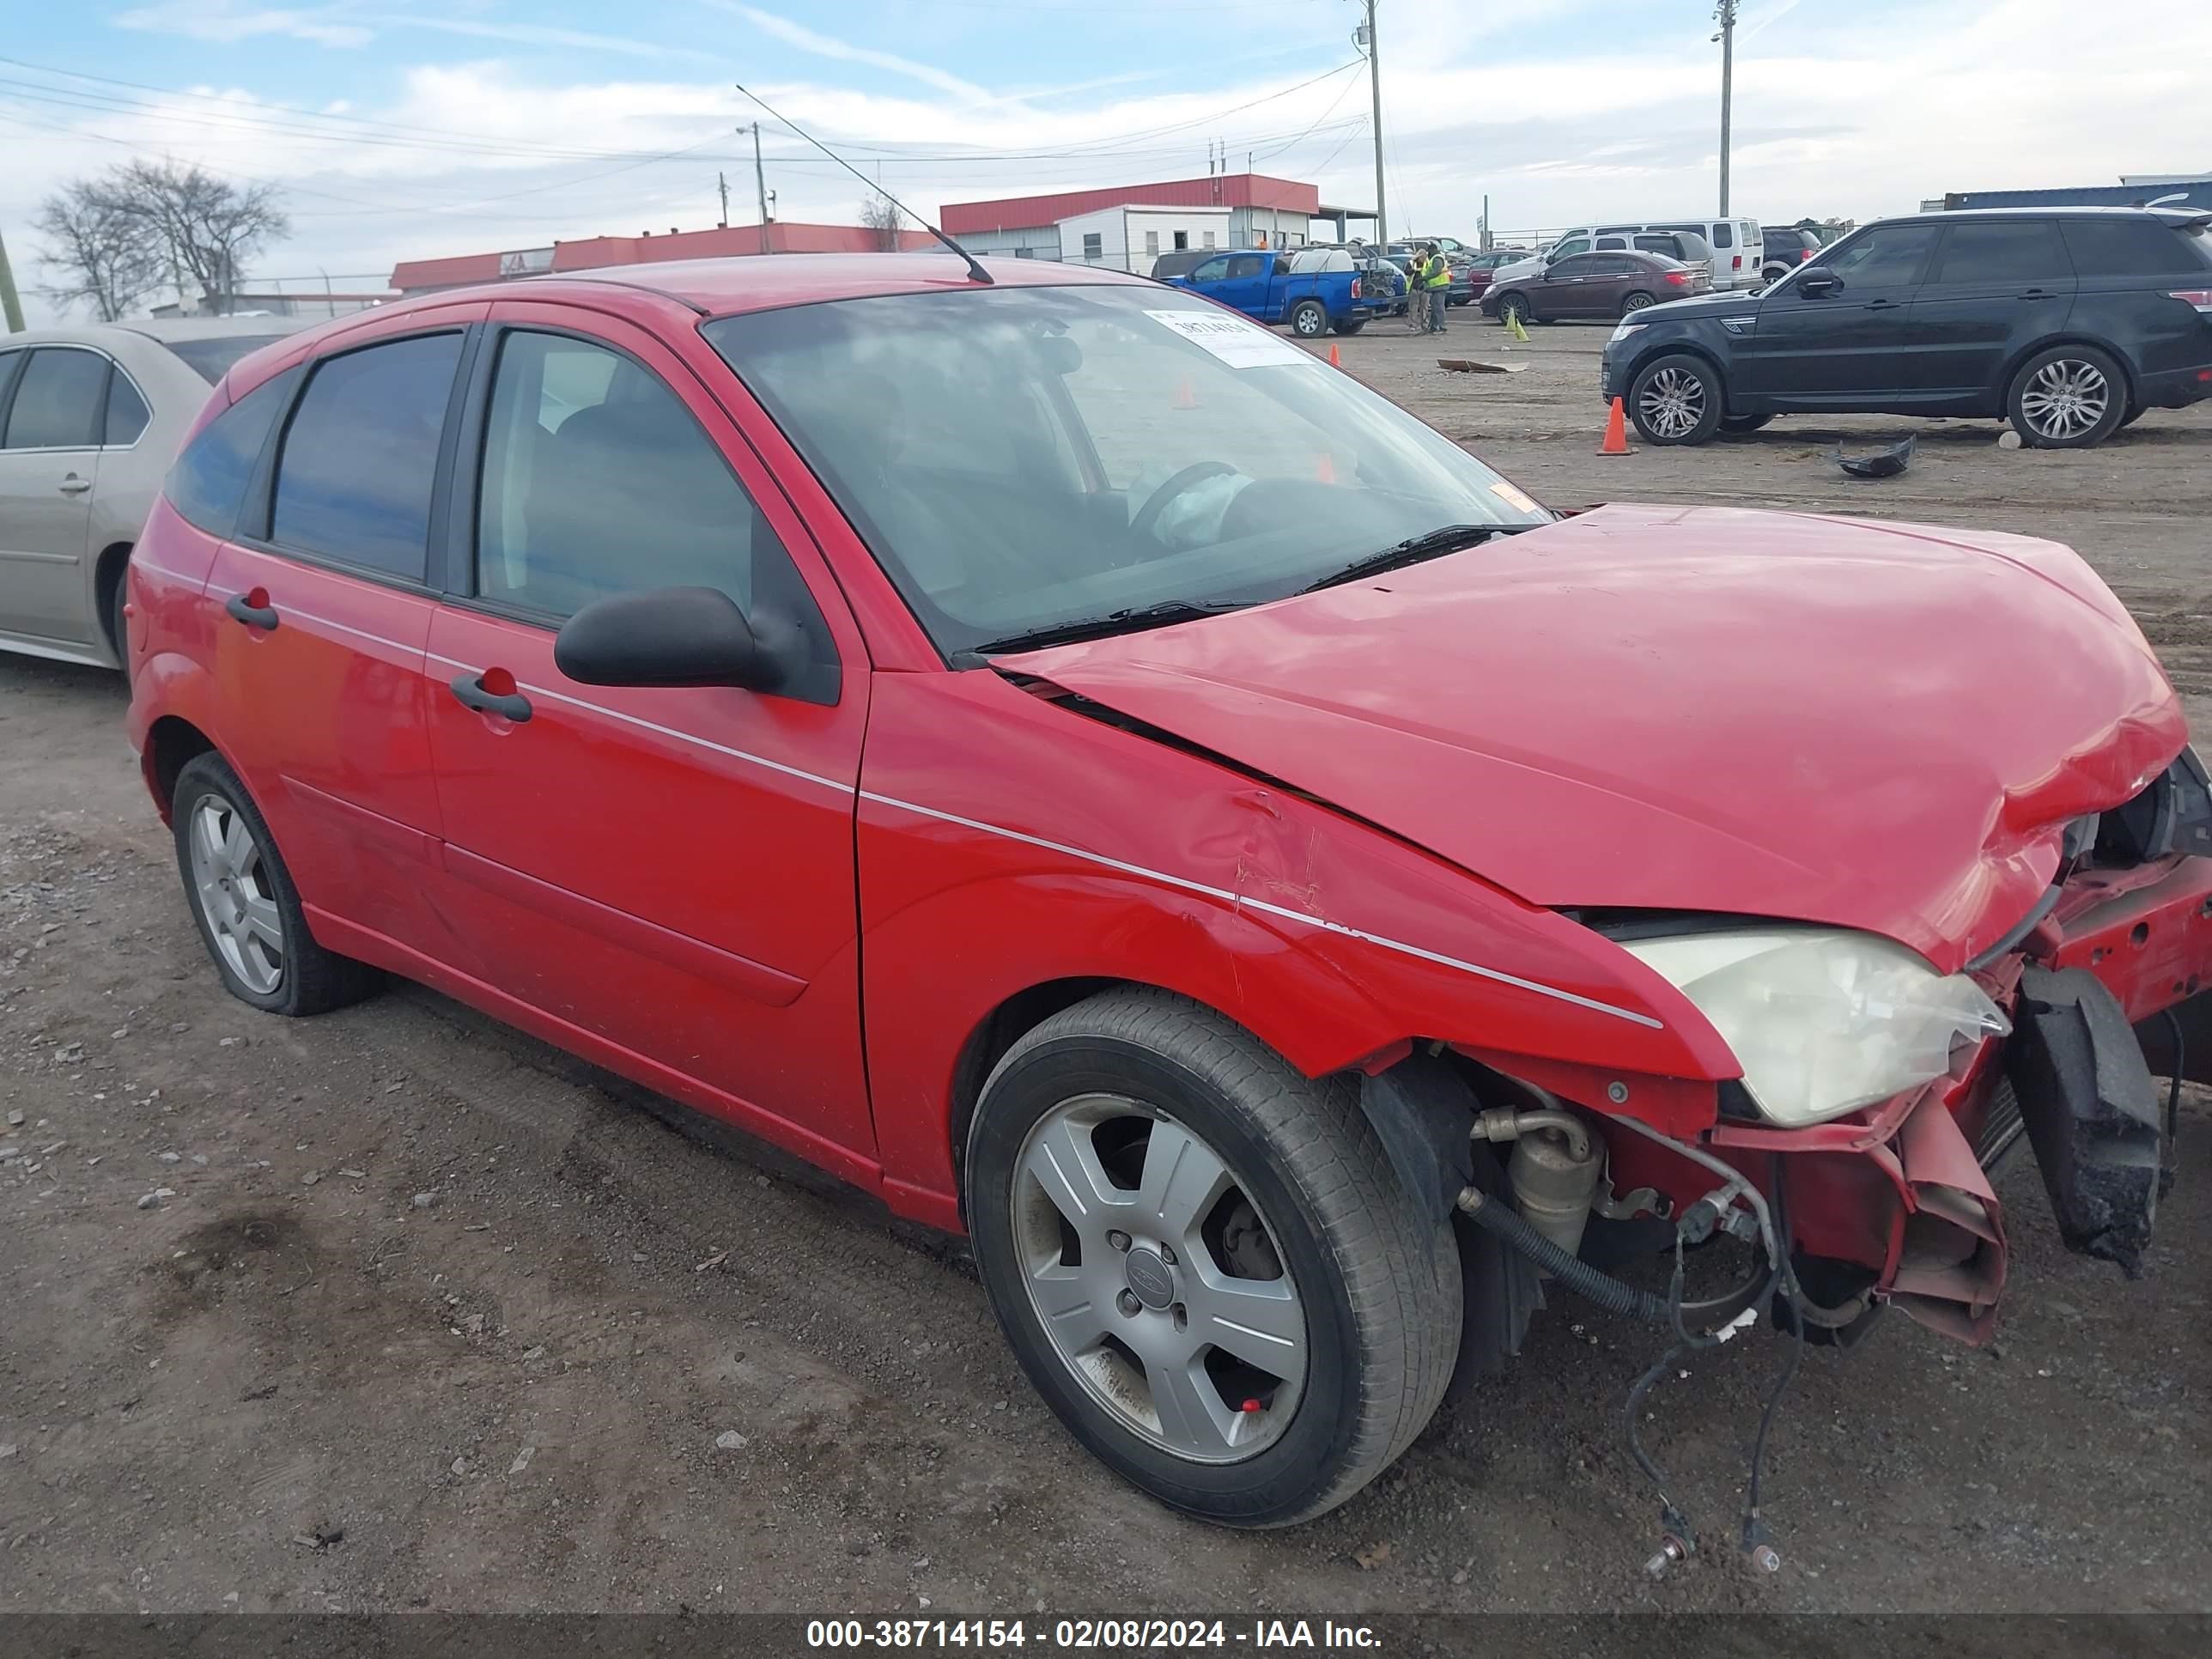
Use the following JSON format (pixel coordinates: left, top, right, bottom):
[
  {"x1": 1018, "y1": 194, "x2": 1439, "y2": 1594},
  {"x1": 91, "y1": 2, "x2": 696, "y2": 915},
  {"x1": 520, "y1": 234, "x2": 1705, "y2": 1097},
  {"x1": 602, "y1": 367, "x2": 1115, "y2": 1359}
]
[
  {"x1": 161, "y1": 334, "x2": 287, "y2": 384},
  {"x1": 702, "y1": 284, "x2": 1549, "y2": 655}
]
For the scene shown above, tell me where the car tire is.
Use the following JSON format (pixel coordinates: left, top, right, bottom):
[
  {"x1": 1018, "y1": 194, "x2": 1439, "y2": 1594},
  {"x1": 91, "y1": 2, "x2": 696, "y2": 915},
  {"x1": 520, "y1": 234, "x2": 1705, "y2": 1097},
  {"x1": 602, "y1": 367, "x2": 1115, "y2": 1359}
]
[
  {"x1": 1332, "y1": 318, "x2": 1366, "y2": 337},
  {"x1": 1627, "y1": 353, "x2": 1723, "y2": 446},
  {"x1": 1719, "y1": 412, "x2": 1775, "y2": 434},
  {"x1": 1761, "y1": 263, "x2": 1790, "y2": 284},
  {"x1": 1620, "y1": 291, "x2": 1656, "y2": 318},
  {"x1": 965, "y1": 988, "x2": 1462, "y2": 1528},
  {"x1": 108, "y1": 571, "x2": 132, "y2": 683},
  {"x1": 2006, "y1": 344, "x2": 2128, "y2": 448},
  {"x1": 1497, "y1": 292, "x2": 1531, "y2": 327},
  {"x1": 171, "y1": 753, "x2": 380, "y2": 1017},
  {"x1": 2118, "y1": 402, "x2": 2146, "y2": 429},
  {"x1": 1289, "y1": 301, "x2": 1328, "y2": 338}
]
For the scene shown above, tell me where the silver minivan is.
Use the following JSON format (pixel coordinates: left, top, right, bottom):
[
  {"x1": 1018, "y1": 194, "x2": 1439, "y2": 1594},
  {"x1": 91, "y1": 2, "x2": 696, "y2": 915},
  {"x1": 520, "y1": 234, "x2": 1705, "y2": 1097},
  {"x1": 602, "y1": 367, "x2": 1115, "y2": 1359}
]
[{"x1": 0, "y1": 318, "x2": 301, "y2": 676}]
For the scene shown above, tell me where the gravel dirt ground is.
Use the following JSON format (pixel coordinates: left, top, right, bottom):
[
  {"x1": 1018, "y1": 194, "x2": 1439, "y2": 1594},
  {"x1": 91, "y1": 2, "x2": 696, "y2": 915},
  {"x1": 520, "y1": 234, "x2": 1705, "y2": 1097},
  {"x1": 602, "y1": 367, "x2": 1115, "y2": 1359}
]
[{"x1": 2, "y1": 316, "x2": 2208, "y2": 1621}]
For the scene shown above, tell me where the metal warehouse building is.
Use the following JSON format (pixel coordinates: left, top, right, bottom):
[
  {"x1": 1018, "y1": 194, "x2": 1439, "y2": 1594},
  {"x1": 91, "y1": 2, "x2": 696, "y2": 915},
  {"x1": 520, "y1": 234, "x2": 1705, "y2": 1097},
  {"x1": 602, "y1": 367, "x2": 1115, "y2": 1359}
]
[
  {"x1": 1927, "y1": 172, "x2": 2212, "y2": 213},
  {"x1": 939, "y1": 173, "x2": 1373, "y2": 271}
]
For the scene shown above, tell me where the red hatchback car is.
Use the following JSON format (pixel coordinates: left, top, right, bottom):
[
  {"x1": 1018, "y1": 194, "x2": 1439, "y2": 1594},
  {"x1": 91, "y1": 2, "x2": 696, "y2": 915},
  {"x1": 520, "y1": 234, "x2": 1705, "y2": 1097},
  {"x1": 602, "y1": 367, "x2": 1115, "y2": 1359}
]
[{"x1": 125, "y1": 254, "x2": 2208, "y2": 1536}]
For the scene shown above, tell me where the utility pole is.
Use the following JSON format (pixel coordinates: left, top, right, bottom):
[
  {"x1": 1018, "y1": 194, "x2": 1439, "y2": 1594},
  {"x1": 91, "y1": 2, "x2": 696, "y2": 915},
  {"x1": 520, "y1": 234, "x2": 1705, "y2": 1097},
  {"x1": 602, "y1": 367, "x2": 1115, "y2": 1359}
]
[
  {"x1": 1357, "y1": 0, "x2": 1387, "y2": 249},
  {"x1": 737, "y1": 123, "x2": 771, "y2": 254},
  {"x1": 0, "y1": 225, "x2": 24, "y2": 333},
  {"x1": 1713, "y1": 0, "x2": 1739, "y2": 216},
  {"x1": 718, "y1": 171, "x2": 731, "y2": 228}
]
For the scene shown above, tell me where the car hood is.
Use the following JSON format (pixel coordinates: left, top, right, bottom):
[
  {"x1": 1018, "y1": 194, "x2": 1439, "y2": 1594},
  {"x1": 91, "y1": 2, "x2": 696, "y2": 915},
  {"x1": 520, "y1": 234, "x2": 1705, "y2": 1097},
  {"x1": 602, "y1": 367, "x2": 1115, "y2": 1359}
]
[
  {"x1": 1000, "y1": 505, "x2": 2185, "y2": 972},
  {"x1": 1628, "y1": 288, "x2": 1760, "y2": 325}
]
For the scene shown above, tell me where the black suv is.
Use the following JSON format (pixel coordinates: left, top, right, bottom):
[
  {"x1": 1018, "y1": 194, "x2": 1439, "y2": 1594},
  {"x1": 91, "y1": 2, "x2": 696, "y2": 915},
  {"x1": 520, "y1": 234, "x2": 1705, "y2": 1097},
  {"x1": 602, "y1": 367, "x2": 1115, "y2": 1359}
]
[
  {"x1": 1600, "y1": 207, "x2": 2212, "y2": 447},
  {"x1": 1759, "y1": 225, "x2": 1824, "y2": 284}
]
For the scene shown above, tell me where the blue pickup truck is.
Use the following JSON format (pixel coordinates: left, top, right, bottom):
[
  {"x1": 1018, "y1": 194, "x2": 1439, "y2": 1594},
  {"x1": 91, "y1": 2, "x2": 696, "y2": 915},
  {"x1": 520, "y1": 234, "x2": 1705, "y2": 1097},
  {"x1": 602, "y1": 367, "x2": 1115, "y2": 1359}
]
[{"x1": 1164, "y1": 246, "x2": 1379, "y2": 338}]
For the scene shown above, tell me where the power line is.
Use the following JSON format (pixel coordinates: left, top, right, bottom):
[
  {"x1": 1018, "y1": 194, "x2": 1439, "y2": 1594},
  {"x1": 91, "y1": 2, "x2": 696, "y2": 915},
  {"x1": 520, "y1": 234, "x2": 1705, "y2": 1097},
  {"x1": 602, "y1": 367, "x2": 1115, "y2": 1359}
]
[
  {"x1": 1310, "y1": 118, "x2": 1369, "y2": 177},
  {"x1": 0, "y1": 51, "x2": 1364, "y2": 170},
  {"x1": 1251, "y1": 64, "x2": 1361, "y2": 163},
  {"x1": 0, "y1": 53, "x2": 679, "y2": 161}
]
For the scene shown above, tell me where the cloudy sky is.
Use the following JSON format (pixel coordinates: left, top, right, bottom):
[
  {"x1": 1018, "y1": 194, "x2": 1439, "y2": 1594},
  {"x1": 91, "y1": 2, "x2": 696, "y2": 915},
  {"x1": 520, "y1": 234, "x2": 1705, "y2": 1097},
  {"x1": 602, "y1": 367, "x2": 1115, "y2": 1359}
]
[{"x1": 2, "y1": 0, "x2": 2203, "y2": 322}]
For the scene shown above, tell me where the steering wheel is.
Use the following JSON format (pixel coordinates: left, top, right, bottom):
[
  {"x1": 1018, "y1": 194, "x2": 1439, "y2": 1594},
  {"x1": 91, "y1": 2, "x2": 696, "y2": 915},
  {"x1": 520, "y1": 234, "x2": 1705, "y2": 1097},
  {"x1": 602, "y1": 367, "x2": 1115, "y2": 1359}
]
[{"x1": 1129, "y1": 461, "x2": 1237, "y2": 543}]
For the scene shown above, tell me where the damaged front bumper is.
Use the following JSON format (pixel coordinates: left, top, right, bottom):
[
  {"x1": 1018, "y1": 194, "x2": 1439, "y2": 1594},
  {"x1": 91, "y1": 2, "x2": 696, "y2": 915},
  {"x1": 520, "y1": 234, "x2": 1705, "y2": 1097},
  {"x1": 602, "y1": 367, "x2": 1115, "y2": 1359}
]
[{"x1": 1706, "y1": 852, "x2": 2212, "y2": 1343}]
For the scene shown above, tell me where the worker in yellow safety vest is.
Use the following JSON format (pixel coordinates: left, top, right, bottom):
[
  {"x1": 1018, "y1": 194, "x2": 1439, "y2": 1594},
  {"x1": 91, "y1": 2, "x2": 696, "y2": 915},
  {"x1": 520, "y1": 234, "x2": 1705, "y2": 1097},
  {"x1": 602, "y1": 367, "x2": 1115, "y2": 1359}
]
[{"x1": 1418, "y1": 244, "x2": 1451, "y2": 333}]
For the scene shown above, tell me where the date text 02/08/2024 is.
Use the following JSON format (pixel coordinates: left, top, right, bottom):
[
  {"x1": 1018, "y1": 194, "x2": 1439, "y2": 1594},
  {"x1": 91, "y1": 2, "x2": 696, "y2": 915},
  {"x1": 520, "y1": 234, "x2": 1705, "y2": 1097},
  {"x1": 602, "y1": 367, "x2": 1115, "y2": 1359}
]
[{"x1": 805, "y1": 1619, "x2": 1382, "y2": 1650}]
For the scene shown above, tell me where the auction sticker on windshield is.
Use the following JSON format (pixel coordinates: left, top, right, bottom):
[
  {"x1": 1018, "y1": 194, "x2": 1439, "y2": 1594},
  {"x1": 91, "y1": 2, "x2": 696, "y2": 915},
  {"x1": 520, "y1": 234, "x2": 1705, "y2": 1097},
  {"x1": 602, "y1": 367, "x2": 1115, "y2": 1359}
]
[{"x1": 1146, "y1": 308, "x2": 1316, "y2": 369}]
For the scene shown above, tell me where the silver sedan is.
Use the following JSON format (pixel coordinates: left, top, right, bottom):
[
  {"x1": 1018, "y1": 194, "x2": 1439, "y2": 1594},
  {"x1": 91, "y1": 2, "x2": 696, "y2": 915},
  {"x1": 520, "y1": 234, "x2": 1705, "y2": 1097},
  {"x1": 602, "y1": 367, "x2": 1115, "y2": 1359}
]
[{"x1": 0, "y1": 318, "x2": 303, "y2": 676}]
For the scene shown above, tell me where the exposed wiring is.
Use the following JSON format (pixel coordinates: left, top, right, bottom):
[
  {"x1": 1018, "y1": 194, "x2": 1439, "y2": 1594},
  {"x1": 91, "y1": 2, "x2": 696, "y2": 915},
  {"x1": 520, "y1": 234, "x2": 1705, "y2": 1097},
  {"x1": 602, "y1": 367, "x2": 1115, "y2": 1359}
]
[
  {"x1": 1741, "y1": 1155, "x2": 1806, "y2": 1570},
  {"x1": 1607, "y1": 1113, "x2": 1779, "y2": 1270}
]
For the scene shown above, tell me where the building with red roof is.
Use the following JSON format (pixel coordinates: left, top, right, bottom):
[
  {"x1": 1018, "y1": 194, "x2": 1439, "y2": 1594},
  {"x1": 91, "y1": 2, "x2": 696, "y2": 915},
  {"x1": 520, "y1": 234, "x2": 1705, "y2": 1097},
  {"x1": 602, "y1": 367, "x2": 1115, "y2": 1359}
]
[
  {"x1": 938, "y1": 173, "x2": 1374, "y2": 272},
  {"x1": 390, "y1": 221, "x2": 936, "y2": 298}
]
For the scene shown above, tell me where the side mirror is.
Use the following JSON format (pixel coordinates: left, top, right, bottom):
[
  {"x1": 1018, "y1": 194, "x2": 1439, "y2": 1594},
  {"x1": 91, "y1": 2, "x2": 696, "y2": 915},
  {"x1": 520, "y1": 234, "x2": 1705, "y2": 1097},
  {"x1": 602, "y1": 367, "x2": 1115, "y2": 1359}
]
[
  {"x1": 554, "y1": 586, "x2": 783, "y2": 692},
  {"x1": 1796, "y1": 267, "x2": 1838, "y2": 296}
]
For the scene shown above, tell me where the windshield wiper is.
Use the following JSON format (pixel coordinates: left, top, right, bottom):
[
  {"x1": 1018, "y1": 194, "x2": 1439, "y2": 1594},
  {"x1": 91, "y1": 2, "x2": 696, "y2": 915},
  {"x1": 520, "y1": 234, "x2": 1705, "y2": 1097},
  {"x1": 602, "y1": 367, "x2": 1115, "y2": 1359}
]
[
  {"x1": 1298, "y1": 521, "x2": 1542, "y2": 593},
  {"x1": 966, "y1": 599, "x2": 1249, "y2": 657}
]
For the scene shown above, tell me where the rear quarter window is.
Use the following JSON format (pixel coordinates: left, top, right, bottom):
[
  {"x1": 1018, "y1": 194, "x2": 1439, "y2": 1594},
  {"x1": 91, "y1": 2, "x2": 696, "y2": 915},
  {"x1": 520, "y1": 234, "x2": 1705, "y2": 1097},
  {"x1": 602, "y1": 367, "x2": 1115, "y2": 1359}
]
[
  {"x1": 2061, "y1": 219, "x2": 2212, "y2": 276},
  {"x1": 161, "y1": 334, "x2": 289, "y2": 385},
  {"x1": 165, "y1": 367, "x2": 300, "y2": 539}
]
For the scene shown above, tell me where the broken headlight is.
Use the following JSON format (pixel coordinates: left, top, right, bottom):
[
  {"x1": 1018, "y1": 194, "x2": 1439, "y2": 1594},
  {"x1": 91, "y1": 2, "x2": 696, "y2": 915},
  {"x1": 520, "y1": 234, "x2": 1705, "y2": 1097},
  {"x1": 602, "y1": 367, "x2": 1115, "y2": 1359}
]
[{"x1": 1619, "y1": 927, "x2": 2010, "y2": 1127}]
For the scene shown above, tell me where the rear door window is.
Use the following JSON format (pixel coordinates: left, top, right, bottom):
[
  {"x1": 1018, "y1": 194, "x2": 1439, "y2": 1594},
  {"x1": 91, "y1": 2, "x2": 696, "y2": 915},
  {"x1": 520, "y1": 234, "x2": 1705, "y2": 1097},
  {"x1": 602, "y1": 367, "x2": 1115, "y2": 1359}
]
[
  {"x1": 2061, "y1": 219, "x2": 2212, "y2": 276},
  {"x1": 1929, "y1": 220, "x2": 2072, "y2": 283},
  {"x1": 2, "y1": 349, "x2": 108, "y2": 449},
  {"x1": 270, "y1": 332, "x2": 463, "y2": 582}
]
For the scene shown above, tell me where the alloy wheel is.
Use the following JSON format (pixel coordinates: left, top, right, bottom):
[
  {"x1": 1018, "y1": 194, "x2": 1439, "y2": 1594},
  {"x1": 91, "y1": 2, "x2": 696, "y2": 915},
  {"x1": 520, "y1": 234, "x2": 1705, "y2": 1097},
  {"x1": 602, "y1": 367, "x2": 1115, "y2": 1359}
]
[
  {"x1": 1637, "y1": 366, "x2": 1707, "y2": 439},
  {"x1": 2020, "y1": 358, "x2": 2111, "y2": 441},
  {"x1": 188, "y1": 797, "x2": 284, "y2": 994},
  {"x1": 1622, "y1": 292, "x2": 1653, "y2": 313},
  {"x1": 1012, "y1": 1093, "x2": 1306, "y2": 1463}
]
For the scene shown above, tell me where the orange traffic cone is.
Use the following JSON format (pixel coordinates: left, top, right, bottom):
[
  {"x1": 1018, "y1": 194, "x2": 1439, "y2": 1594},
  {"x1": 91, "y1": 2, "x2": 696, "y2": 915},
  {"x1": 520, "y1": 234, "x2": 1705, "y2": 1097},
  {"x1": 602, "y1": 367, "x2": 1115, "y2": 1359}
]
[
  {"x1": 1174, "y1": 377, "x2": 1200, "y2": 410},
  {"x1": 1597, "y1": 396, "x2": 1632, "y2": 456},
  {"x1": 1327, "y1": 342, "x2": 1341, "y2": 368}
]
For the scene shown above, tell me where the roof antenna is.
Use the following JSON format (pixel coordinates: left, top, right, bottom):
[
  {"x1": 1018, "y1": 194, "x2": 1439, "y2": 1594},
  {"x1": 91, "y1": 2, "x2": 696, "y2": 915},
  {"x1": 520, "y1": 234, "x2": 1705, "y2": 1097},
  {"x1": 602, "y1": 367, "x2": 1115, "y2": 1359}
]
[{"x1": 732, "y1": 81, "x2": 993, "y2": 285}]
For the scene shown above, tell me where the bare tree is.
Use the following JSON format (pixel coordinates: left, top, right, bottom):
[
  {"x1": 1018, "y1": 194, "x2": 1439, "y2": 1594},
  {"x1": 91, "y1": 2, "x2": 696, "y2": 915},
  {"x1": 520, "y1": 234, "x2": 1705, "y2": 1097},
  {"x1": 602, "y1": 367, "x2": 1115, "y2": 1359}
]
[
  {"x1": 33, "y1": 181, "x2": 167, "y2": 321},
  {"x1": 858, "y1": 192, "x2": 903, "y2": 252},
  {"x1": 70, "y1": 161, "x2": 290, "y2": 315}
]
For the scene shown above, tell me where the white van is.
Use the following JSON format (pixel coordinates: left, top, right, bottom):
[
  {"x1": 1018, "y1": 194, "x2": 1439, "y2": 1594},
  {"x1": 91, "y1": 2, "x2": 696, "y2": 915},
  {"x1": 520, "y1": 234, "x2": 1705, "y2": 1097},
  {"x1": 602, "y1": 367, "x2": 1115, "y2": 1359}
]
[{"x1": 1495, "y1": 216, "x2": 1765, "y2": 291}]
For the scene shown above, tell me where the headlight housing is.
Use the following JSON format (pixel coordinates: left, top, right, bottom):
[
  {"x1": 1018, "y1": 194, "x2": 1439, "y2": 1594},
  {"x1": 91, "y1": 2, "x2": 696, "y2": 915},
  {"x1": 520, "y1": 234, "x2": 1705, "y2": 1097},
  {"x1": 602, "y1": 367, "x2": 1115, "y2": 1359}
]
[
  {"x1": 1607, "y1": 320, "x2": 1645, "y2": 344},
  {"x1": 1620, "y1": 927, "x2": 2009, "y2": 1127}
]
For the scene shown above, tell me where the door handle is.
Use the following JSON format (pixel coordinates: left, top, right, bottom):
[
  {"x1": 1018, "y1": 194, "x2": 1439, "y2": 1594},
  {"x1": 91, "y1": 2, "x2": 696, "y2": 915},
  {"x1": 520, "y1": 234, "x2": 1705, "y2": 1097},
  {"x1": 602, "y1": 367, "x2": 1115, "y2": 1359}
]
[
  {"x1": 449, "y1": 672, "x2": 532, "y2": 724},
  {"x1": 224, "y1": 592, "x2": 278, "y2": 631},
  {"x1": 2019, "y1": 288, "x2": 2057, "y2": 300},
  {"x1": 58, "y1": 475, "x2": 91, "y2": 495},
  {"x1": 1864, "y1": 298, "x2": 1900, "y2": 311}
]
